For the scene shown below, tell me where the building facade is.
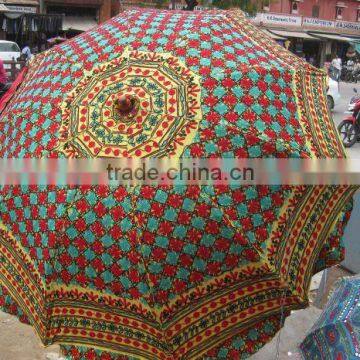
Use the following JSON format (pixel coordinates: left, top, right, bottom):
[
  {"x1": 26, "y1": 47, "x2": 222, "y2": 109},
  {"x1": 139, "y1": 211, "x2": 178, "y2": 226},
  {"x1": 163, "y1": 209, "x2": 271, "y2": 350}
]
[
  {"x1": 0, "y1": 0, "x2": 119, "y2": 49},
  {"x1": 44, "y1": 0, "x2": 119, "y2": 33},
  {"x1": 268, "y1": 0, "x2": 360, "y2": 23},
  {"x1": 0, "y1": 0, "x2": 63, "y2": 50},
  {"x1": 256, "y1": 0, "x2": 360, "y2": 36},
  {"x1": 121, "y1": 0, "x2": 166, "y2": 8},
  {"x1": 253, "y1": 0, "x2": 360, "y2": 67},
  {"x1": 120, "y1": 1, "x2": 205, "y2": 10}
]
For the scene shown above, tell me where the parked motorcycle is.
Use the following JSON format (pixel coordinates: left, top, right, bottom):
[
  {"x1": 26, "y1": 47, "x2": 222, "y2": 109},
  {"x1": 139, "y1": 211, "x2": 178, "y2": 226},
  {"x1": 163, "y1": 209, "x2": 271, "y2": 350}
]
[
  {"x1": 354, "y1": 69, "x2": 360, "y2": 84},
  {"x1": 346, "y1": 88, "x2": 360, "y2": 113},
  {"x1": 338, "y1": 89, "x2": 360, "y2": 147},
  {"x1": 341, "y1": 63, "x2": 355, "y2": 82}
]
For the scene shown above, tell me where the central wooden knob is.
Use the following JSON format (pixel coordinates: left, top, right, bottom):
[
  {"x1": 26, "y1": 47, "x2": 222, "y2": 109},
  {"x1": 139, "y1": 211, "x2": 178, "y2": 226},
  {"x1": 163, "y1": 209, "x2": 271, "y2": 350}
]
[{"x1": 116, "y1": 95, "x2": 138, "y2": 116}]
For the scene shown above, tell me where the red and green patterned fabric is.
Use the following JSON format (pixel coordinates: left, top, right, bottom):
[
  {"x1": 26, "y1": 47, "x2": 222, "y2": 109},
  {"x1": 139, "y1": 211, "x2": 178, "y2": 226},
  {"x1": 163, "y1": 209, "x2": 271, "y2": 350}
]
[
  {"x1": 300, "y1": 276, "x2": 360, "y2": 359},
  {"x1": 0, "y1": 8, "x2": 357, "y2": 359}
]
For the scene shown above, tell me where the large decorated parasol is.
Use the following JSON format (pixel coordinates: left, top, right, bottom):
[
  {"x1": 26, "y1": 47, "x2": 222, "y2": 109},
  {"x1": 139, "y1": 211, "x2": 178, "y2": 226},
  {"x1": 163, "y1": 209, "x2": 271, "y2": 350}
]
[
  {"x1": 0, "y1": 8, "x2": 357, "y2": 359},
  {"x1": 300, "y1": 276, "x2": 360, "y2": 359}
]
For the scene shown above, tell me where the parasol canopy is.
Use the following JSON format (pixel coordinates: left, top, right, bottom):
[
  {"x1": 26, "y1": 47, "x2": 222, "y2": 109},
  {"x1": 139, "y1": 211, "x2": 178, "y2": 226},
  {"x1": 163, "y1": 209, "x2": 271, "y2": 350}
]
[
  {"x1": 0, "y1": 8, "x2": 358, "y2": 360},
  {"x1": 300, "y1": 276, "x2": 360, "y2": 359}
]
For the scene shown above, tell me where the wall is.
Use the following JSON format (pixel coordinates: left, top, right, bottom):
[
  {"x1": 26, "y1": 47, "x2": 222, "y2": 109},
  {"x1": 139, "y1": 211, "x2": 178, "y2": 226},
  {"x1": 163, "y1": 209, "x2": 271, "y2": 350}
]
[
  {"x1": 111, "y1": 0, "x2": 120, "y2": 17},
  {"x1": 99, "y1": 0, "x2": 111, "y2": 22},
  {"x1": 269, "y1": 0, "x2": 359, "y2": 23},
  {"x1": 44, "y1": 0, "x2": 116, "y2": 23},
  {"x1": 45, "y1": 0, "x2": 102, "y2": 6},
  {"x1": 45, "y1": 0, "x2": 102, "y2": 7},
  {"x1": 121, "y1": 0, "x2": 170, "y2": 8},
  {"x1": 342, "y1": 192, "x2": 360, "y2": 274}
]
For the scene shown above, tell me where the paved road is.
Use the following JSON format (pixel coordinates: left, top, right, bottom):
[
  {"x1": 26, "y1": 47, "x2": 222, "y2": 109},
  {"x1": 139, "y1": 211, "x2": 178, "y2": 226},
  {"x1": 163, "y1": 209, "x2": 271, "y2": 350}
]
[{"x1": 332, "y1": 81, "x2": 360, "y2": 158}]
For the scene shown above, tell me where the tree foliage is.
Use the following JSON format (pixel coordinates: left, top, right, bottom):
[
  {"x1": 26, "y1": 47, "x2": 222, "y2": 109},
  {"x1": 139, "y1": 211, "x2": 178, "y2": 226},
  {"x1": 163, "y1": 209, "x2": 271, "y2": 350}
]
[
  {"x1": 211, "y1": 0, "x2": 264, "y2": 15},
  {"x1": 155, "y1": 0, "x2": 167, "y2": 8}
]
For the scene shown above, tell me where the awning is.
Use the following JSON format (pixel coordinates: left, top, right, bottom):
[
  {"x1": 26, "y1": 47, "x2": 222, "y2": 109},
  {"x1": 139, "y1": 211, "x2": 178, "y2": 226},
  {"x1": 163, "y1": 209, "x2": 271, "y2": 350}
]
[
  {"x1": 344, "y1": 36, "x2": 360, "y2": 44},
  {"x1": 263, "y1": 29, "x2": 287, "y2": 41},
  {"x1": 351, "y1": 42, "x2": 360, "y2": 54},
  {"x1": 309, "y1": 32, "x2": 357, "y2": 42},
  {"x1": 63, "y1": 16, "x2": 98, "y2": 32},
  {"x1": 0, "y1": 4, "x2": 11, "y2": 12},
  {"x1": 268, "y1": 29, "x2": 319, "y2": 40},
  {"x1": 336, "y1": 1, "x2": 347, "y2": 8}
]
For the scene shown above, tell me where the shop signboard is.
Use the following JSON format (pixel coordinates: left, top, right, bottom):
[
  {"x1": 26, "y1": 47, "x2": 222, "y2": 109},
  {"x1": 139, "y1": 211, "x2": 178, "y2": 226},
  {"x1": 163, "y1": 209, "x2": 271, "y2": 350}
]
[
  {"x1": 335, "y1": 20, "x2": 360, "y2": 32},
  {"x1": 303, "y1": 17, "x2": 335, "y2": 29},
  {"x1": 254, "y1": 12, "x2": 302, "y2": 27},
  {"x1": 304, "y1": 17, "x2": 360, "y2": 32},
  {"x1": 254, "y1": 13, "x2": 360, "y2": 35},
  {"x1": 6, "y1": 5, "x2": 37, "y2": 14}
]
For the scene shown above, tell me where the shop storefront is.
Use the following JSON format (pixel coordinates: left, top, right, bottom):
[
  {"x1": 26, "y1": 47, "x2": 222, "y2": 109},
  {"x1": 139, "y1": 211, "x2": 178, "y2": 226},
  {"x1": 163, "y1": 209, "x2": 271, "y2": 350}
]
[
  {"x1": 308, "y1": 32, "x2": 360, "y2": 65},
  {"x1": 0, "y1": 4, "x2": 62, "y2": 52},
  {"x1": 46, "y1": 3, "x2": 98, "y2": 36},
  {"x1": 44, "y1": 0, "x2": 118, "y2": 37},
  {"x1": 268, "y1": 29, "x2": 323, "y2": 66},
  {"x1": 253, "y1": 12, "x2": 360, "y2": 68}
]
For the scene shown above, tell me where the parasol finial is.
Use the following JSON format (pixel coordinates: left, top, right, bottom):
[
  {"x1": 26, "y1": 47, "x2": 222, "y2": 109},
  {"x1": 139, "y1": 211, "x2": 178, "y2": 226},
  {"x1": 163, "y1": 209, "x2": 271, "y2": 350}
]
[{"x1": 115, "y1": 94, "x2": 138, "y2": 117}]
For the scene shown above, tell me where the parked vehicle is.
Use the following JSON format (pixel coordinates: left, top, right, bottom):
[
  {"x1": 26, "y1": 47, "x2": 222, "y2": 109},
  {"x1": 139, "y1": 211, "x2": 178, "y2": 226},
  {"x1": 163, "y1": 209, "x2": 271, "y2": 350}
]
[
  {"x1": 346, "y1": 88, "x2": 360, "y2": 113},
  {"x1": 341, "y1": 62, "x2": 355, "y2": 82},
  {"x1": 338, "y1": 93, "x2": 360, "y2": 147},
  {"x1": 353, "y1": 67, "x2": 360, "y2": 84},
  {"x1": 0, "y1": 41, "x2": 21, "y2": 69},
  {"x1": 327, "y1": 77, "x2": 340, "y2": 111}
]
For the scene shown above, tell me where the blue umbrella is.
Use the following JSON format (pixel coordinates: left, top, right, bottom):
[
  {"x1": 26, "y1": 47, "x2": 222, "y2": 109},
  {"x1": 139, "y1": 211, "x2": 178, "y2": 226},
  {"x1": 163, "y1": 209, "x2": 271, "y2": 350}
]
[{"x1": 300, "y1": 275, "x2": 360, "y2": 359}]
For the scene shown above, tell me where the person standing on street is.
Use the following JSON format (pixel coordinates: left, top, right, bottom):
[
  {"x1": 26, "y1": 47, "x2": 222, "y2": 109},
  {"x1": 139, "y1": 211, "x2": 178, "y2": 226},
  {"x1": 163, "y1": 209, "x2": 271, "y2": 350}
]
[
  {"x1": 331, "y1": 55, "x2": 342, "y2": 82},
  {"x1": 21, "y1": 43, "x2": 32, "y2": 62},
  {"x1": 353, "y1": 61, "x2": 360, "y2": 83}
]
